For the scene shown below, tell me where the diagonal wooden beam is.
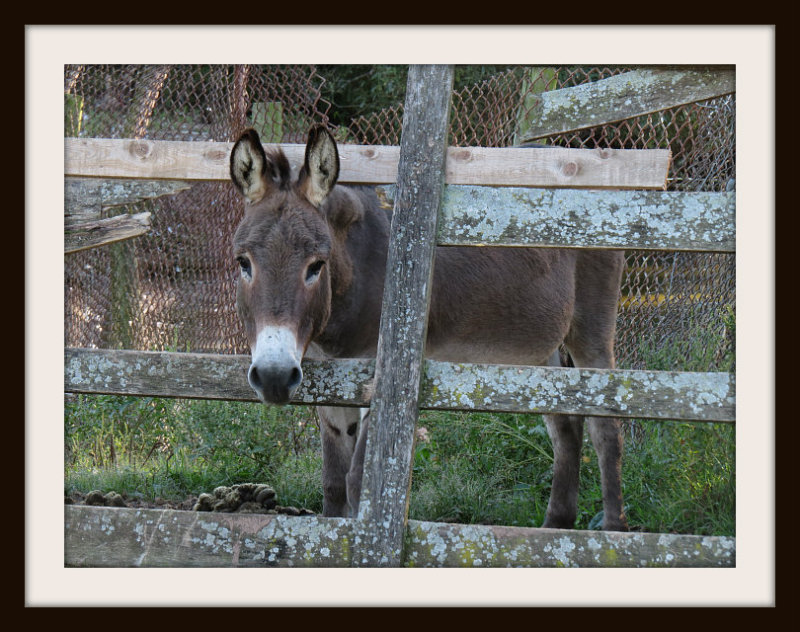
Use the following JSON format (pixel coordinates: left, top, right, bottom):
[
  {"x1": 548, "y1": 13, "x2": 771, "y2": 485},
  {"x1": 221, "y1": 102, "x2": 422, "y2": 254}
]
[
  {"x1": 519, "y1": 67, "x2": 735, "y2": 141},
  {"x1": 354, "y1": 65, "x2": 454, "y2": 567}
]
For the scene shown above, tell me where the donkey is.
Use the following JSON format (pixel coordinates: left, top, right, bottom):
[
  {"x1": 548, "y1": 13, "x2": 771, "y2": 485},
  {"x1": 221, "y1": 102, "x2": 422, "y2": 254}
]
[{"x1": 229, "y1": 125, "x2": 628, "y2": 531}]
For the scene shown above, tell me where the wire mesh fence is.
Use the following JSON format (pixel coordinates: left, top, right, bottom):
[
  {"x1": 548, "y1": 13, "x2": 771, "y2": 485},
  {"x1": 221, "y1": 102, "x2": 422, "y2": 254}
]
[{"x1": 64, "y1": 64, "x2": 735, "y2": 374}]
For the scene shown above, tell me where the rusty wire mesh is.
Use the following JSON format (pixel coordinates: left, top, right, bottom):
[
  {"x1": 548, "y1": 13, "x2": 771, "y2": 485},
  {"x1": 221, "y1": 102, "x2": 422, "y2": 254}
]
[
  {"x1": 65, "y1": 64, "x2": 332, "y2": 354},
  {"x1": 346, "y1": 66, "x2": 736, "y2": 372},
  {"x1": 64, "y1": 64, "x2": 735, "y2": 374}
]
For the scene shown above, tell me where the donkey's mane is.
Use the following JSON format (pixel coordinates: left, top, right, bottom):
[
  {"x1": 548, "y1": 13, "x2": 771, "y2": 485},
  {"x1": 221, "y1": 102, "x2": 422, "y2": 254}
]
[{"x1": 265, "y1": 147, "x2": 293, "y2": 191}]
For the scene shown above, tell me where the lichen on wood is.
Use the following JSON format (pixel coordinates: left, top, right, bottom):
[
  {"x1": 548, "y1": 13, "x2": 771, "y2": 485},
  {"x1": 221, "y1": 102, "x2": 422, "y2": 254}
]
[
  {"x1": 519, "y1": 68, "x2": 735, "y2": 141},
  {"x1": 64, "y1": 506, "x2": 735, "y2": 568},
  {"x1": 64, "y1": 348, "x2": 735, "y2": 422}
]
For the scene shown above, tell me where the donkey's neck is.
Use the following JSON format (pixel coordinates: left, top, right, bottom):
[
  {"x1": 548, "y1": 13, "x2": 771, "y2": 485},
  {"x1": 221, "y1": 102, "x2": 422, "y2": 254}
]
[{"x1": 315, "y1": 187, "x2": 391, "y2": 358}]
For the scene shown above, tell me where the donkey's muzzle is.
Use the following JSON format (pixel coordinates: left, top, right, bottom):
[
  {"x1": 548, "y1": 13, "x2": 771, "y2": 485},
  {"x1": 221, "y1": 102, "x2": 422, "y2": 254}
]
[
  {"x1": 248, "y1": 362, "x2": 303, "y2": 404},
  {"x1": 248, "y1": 325, "x2": 304, "y2": 405}
]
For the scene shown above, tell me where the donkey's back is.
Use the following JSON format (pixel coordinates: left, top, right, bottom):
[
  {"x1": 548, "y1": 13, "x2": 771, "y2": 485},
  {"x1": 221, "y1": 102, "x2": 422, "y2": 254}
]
[{"x1": 331, "y1": 185, "x2": 624, "y2": 371}]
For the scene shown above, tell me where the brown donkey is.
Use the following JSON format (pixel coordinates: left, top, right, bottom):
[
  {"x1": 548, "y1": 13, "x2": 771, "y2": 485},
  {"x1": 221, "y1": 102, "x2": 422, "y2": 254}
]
[{"x1": 230, "y1": 125, "x2": 628, "y2": 531}]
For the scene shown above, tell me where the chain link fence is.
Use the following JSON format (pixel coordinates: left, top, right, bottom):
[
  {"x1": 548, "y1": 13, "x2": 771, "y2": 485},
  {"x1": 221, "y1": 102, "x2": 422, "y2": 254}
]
[{"x1": 65, "y1": 65, "x2": 735, "y2": 374}]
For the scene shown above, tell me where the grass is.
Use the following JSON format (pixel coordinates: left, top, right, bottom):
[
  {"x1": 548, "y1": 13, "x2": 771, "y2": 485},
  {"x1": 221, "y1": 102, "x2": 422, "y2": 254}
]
[
  {"x1": 65, "y1": 394, "x2": 325, "y2": 512},
  {"x1": 410, "y1": 410, "x2": 734, "y2": 535},
  {"x1": 65, "y1": 396, "x2": 735, "y2": 536}
]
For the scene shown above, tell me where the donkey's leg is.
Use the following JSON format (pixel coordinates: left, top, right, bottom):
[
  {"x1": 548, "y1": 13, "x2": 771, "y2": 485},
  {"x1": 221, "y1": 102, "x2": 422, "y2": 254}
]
[
  {"x1": 542, "y1": 412, "x2": 585, "y2": 529},
  {"x1": 317, "y1": 406, "x2": 361, "y2": 517},
  {"x1": 566, "y1": 249, "x2": 628, "y2": 531},
  {"x1": 541, "y1": 350, "x2": 584, "y2": 529},
  {"x1": 586, "y1": 416, "x2": 628, "y2": 531},
  {"x1": 345, "y1": 408, "x2": 370, "y2": 517},
  {"x1": 567, "y1": 350, "x2": 628, "y2": 532}
]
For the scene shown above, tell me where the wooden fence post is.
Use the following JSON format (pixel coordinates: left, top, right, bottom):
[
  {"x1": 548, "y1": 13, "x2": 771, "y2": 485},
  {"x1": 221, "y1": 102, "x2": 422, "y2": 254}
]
[{"x1": 354, "y1": 64, "x2": 454, "y2": 567}]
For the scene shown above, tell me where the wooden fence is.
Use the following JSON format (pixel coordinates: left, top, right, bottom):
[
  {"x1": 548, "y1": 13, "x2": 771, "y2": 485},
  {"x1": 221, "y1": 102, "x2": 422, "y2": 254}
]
[{"x1": 64, "y1": 65, "x2": 736, "y2": 568}]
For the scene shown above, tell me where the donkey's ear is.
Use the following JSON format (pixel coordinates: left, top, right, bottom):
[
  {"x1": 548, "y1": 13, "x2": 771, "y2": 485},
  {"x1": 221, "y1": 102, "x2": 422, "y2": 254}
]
[
  {"x1": 230, "y1": 129, "x2": 270, "y2": 203},
  {"x1": 299, "y1": 125, "x2": 339, "y2": 207}
]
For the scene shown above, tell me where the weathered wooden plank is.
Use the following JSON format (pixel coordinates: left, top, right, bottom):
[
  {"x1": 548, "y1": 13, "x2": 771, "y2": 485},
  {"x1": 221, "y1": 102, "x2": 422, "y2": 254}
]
[
  {"x1": 64, "y1": 177, "x2": 192, "y2": 215},
  {"x1": 64, "y1": 177, "x2": 191, "y2": 253},
  {"x1": 520, "y1": 67, "x2": 736, "y2": 141},
  {"x1": 514, "y1": 67, "x2": 559, "y2": 145},
  {"x1": 65, "y1": 211, "x2": 152, "y2": 254},
  {"x1": 420, "y1": 360, "x2": 735, "y2": 423},
  {"x1": 65, "y1": 138, "x2": 670, "y2": 189},
  {"x1": 443, "y1": 145, "x2": 670, "y2": 189},
  {"x1": 65, "y1": 137, "x2": 238, "y2": 181},
  {"x1": 406, "y1": 186, "x2": 732, "y2": 252},
  {"x1": 64, "y1": 348, "x2": 375, "y2": 406},
  {"x1": 64, "y1": 505, "x2": 355, "y2": 568},
  {"x1": 64, "y1": 505, "x2": 735, "y2": 568},
  {"x1": 356, "y1": 65, "x2": 455, "y2": 567},
  {"x1": 404, "y1": 520, "x2": 735, "y2": 568},
  {"x1": 64, "y1": 349, "x2": 735, "y2": 423}
]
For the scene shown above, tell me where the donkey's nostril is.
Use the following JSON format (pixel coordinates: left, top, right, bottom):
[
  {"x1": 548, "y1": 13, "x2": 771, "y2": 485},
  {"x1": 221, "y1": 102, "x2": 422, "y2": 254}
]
[
  {"x1": 248, "y1": 364, "x2": 263, "y2": 390},
  {"x1": 288, "y1": 366, "x2": 302, "y2": 390}
]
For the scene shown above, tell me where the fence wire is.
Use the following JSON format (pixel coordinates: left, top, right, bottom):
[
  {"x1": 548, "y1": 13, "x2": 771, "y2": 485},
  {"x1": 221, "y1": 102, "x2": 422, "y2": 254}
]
[{"x1": 64, "y1": 64, "x2": 735, "y2": 374}]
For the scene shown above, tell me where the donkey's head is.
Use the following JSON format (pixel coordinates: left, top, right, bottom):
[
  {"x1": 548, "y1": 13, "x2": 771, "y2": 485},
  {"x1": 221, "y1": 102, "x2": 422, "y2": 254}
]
[{"x1": 230, "y1": 126, "x2": 342, "y2": 404}]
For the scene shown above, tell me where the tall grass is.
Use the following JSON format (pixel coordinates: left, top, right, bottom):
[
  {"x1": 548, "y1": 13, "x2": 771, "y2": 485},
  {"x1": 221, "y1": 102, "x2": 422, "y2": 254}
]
[
  {"x1": 65, "y1": 394, "x2": 324, "y2": 512},
  {"x1": 409, "y1": 410, "x2": 734, "y2": 535},
  {"x1": 65, "y1": 395, "x2": 734, "y2": 535}
]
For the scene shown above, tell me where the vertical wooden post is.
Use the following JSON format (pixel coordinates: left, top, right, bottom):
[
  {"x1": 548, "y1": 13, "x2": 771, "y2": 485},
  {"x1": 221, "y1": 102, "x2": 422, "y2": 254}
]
[
  {"x1": 354, "y1": 65, "x2": 454, "y2": 567},
  {"x1": 515, "y1": 67, "x2": 559, "y2": 145},
  {"x1": 249, "y1": 102, "x2": 284, "y2": 143}
]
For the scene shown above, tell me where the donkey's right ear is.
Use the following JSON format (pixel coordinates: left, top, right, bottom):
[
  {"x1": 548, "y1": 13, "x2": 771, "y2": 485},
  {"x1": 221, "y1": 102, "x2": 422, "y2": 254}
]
[
  {"x1": 230, "y1": 129, "x2": 269, "y2": 203},
  {"x1": 299, "y1": 125, "x2": 339, "y2": 207}
]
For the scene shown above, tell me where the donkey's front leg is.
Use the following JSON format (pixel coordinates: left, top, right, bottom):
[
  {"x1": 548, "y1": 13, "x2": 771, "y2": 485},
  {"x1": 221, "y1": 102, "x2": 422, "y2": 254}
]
[
  {"x1": 317, "y1": 406, "x2": 361, "y2": 517},
  {"x1": 345, "y1": 409, "x2": 370, "y2": 517}
]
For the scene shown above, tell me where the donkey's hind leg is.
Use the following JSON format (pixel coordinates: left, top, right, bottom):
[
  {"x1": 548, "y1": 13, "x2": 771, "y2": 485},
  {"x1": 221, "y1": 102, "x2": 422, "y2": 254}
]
[
  {"x1": 561, "y1": 249, "x2": 627, "y2": 531},
  {"x1": 542, "y1": 411, "x2": 585, "y2": 529},
  {"x1": 586, "y1": 415, "x2": 627, "y2": 531},
  {"x1": 540, "y1": 349, "x2": 582, "y2": 529},
  {"x1": 566, "y1": 350, "x2": 628, "y2": 532},
  {"x1": 541, "y1": 347, "x2": 628, "y2": 531}
]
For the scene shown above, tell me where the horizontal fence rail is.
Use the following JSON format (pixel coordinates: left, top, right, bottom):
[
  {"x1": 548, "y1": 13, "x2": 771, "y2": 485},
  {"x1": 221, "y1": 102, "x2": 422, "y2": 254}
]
[
  {"x1": 65, "y1": 505, "x2": 735, "y2": 568},
  {"x1": 379, "y1": 185, "x2": 735, "y2": 252},
  {"x1": 65, "y1": 138, "x2": 671, "y2": 189},
  {"x1": 65, "y1": 348, "x2": 735, "y2": 423}
]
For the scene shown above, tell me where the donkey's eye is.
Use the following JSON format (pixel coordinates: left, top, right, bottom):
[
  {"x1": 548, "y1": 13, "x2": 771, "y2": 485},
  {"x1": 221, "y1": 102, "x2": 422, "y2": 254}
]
[
  {"x1": 237, "y1": 256, "x2": 252, "y2": 279},
  {"x1": 305, "y1": 260, "x2": 325, "y2": 285}
]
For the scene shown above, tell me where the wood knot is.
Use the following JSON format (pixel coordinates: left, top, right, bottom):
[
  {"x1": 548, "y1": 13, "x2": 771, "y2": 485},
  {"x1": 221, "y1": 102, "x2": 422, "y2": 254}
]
[
  {"x1": 561, "y1": 161, "x2": 579, "y2": 177},
  {"x1": 205, "y1": 148, "x2": 227, "y2": 162},
  {"x1": 596, "y1": 148, "x2": 610, "y2": 159},
  {"x1": 129, "y1": 140, "x2": 152, "y2": 159},
  {"x1": 453, "y1": 149, "x2": 473, "y2": 162},
  {"x1": 362, "y1": 148, "x2": 376, "y2": 159}
]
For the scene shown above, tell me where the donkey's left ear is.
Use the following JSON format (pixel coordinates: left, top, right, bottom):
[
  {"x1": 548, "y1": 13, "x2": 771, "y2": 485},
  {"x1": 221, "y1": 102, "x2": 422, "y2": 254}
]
[
  {"x1": 230, "y1": 128, "x2": 270, "y2": 203},
  {"x1": 299, "y1": 125, "x2": 339, "y2": 207}
]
